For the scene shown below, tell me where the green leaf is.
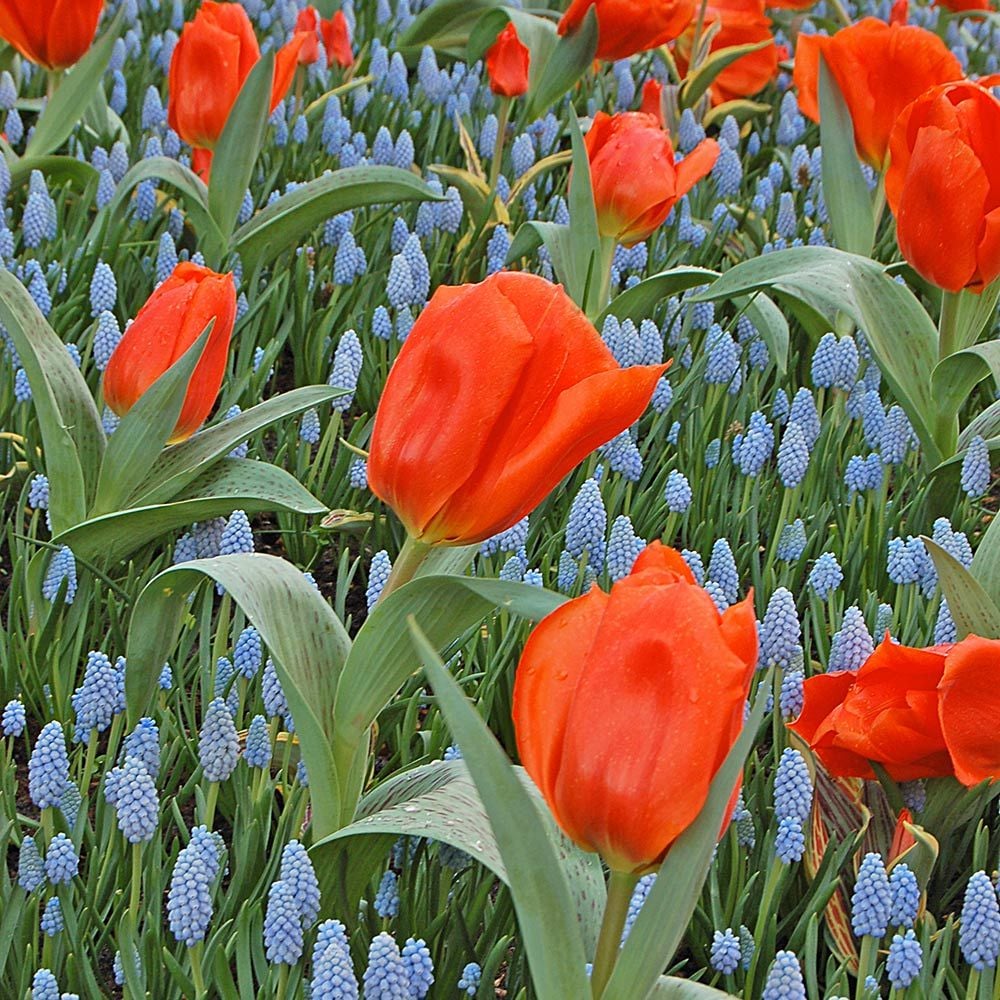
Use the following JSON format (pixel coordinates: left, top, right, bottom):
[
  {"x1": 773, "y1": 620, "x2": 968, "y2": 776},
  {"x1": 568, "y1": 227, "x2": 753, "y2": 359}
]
[
  {"x1": 125, "y1": 554, "x2": 351, "y2": 835},
  {"x1": 0, "y1": 269, "x2": 104, "y2": 531},
  {"x1": 817, "y1": 54, "x2": 875, "y2": 255},
  {"x1": 931, "y1": 341, "x2": 1000, "y2": 428},
  {"x1": 507, "y1": 220, "x2": 574, "y2": 289},
  {"x1": 567, "y1": 111, "x2": 604, "y2": 316},
  {"x1": 953, "y1": 282, "x2": 1000, "y2": 351},
  {"x1": 332, "y1": 576, "x2": 565, "y2": 826},
  {"x1": 526, "y1": 6, "x2": 597, "y2": 119},
  {"x1": 313, "y1": 759, "x2": 607, "y2": 951},
  {"x1": 408, "y1": 621, "x2": 593, "y2": 998},
  {"x1": 923, "y1": 537, "x2": 1000, "y2": 640},
  {"x1": 25, "y1": 9, "x2": 125, "y2": 157},
  {"x1": 232, "y1": 166, "x2": 444, "y2": 272},
  {"x1": 85, "y1": 156, "x2": 224, "y2": 254},
  {"x1": 91, "y1": 324, "x2": 212, "y2": 517},
  {"x1": 972, "y1": 508, "x2": 1000, "y2": 612},
  {"x1": 54, "y1": 459, "x2": 327, "y2": 564},
  {"x1": 650, "y1": 978, "x2": 740, "y2": 999},
  {"x1": 600, "y1": 266, "x2": 789, "y2": 373},
  {"x1": 399, "y1": 0, "x2": 506, "y2": 58},
  {"x1": 693, "y1": 247, "x2": 941, "y2": 466},
  {"x1": 130, "y1": 385, "x2": 342, "y2": 506},
  {"x1": 208, "y1": 52, "x2": 275, "y2": 241},
  {"x1": 679, "y1": 39, "x2": 771, "y2": 110},
  {"x1": 602, "y1": 675, "x2": 772, "y2": 1000},
  {"x1": 8, "y1": 154, "x2": 98, "y2": 189}
]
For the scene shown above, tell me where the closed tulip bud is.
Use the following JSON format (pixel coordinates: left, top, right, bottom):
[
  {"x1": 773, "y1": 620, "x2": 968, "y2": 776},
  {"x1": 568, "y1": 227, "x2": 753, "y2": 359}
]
[
  {"x1": 513, "y1": 542, "x2": 758, "y2": 873},
  {"x1": 368, "y1": 272, "x2": 665, "y2": 546},
  {"x1": 168, "y1": 2, "x2": 305, "y2": 179},
  {"x1": 886, "y1": 82, "x2": 1000, "y2": 293},
  {"x1": 793, "y1": 18, "x2": 962, "y2": 170},
  {"x1": 294, "y1": 6, "x2": 320, "y2": 65},
  {"x1": 559, "y1": 0, "x2": 695, "y2": 61},
  {"x1": 675, "y1": 0, "x2": 779, "y2": 105},
  {"x1": 486, "y1": 23, "x2": 530, "y2": 98},
  {"x1": 640, "y1": 80, "x2": 665, "y2": 124},
  {"x1": 320, "y1": 12, "x2": 353, "y2": 69},
  {"x1": 0, "y1": 0, "x2": 103, "y2": 71},
  {"x1": 103, "y1": 263, "x2": 237, "y2": 444},
  {"x1": 586, "y1": 111, "x2": 719, "y2": 247}
]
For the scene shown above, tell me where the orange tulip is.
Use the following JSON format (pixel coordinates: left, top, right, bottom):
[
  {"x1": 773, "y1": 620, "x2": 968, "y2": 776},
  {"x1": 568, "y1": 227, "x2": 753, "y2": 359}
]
[
  {"x1": 885, "y1": 81, "x2": 1000, "y2": 293},
  {"x1": 889, "y1": 0, "x2": 909, "y2": 22},
  {"x1": 485, "y1": 23, "x2": 530, "y2": 98},
  {"x1": 585, "y1": 111, "x2": 719, "y2": 247},
  {"x1": 675, "y1": 0, "x2": 779, "y2": 104},
  {"x1": 936, "y1": 0, "x2": 993, "y2": 12},
  {"x1": 793, "y1": 18, "x2": 963, "y2": 170},
  {"x1": 513, "y1": 542, "x2": 758, "y2": 873},
  {"x1": 0, "y1": 0, "x2": 103, "y2": 71},
  {"x1": 320, "y1": 11, "x2": 353, "y2": 69},
  {"x1": 168, "y1": 1, "x2": 305, "y2": 180},
  {"x1": 640, "y1": 79, "x2": 665, "y2": 124},
  {"x1": 558, "y1": 0, "x2": 695, "y2": 61},
  {"x1": 294, "y1": 6, "x2": 320, "y2": 65},
  {"x1": 789, "y1": 635, "x2": 1000, "y2": 786},
  {"x1": 367, "y1": 272, "x2": 666, "y2": 546},
  {"x1": 103, "y1": 263, "x2": 237, "y2": 444}
]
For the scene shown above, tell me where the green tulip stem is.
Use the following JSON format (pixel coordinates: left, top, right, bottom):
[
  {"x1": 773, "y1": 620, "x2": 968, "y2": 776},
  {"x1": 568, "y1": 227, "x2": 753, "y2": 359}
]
[
  {"x1": 379, "y1": 536, "x2": 432, "y2": 605},
  {"x1": 934, "y1": 290, "x2": 962, "y2": 457},
  {"x1": 488, "y1": 97, "x2": 513, "y2": 195},
  {"x1": 591, "y1": 869, "x2": 639, "y2": 998}
]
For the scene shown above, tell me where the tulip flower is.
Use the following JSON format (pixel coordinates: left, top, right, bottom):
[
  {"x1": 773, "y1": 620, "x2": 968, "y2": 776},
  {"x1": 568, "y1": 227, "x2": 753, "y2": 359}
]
[
  {"x1": 294, "y1": 6, "x2": 320, "y2": 65},
  {"x1": 789, "y1": 634, "x2": 1000, "y2": 786},
  {"x1": 168, "y1": 1, "x2": 305, "y2": 180},
  {"x1": 885, "y1": 81, "x2": 1000, "y2": 294},
  {"x1": 640, "y1": 80, "x2": 665, "y2": 124},
  {"x1": 513, "y1": 541, "x2": 758, "y2": 874},
  {"x1": 367, "y1": 272, "x2": 665, "y2": 551},
  {"x1": 103, "y1": 263, "x2": 237, "y2": 444},
  {"x1": 320, "y1": 11, "x2": 353, "y2": 69},
  {"x1": 558, "y1": 0, "x2": 695, "y2": 61},
  {"x1": 793, "y1": 18, "x2": 962, "y2": 170},
  {"x1": 485, "y1": 23, "x2": 530, "y2": 98},
  {"x1": 675, "y1": 0, "x2": 779, "y2": 105},
  {"x1": 0, "y1": 0, "x2": 104, "y2": 71},
  {"x1": 585, "y1": 111, "x2": 719, "y2": 247},
  {"x1": 936, "y1": 0, "x2": 993, "y2": 11}
]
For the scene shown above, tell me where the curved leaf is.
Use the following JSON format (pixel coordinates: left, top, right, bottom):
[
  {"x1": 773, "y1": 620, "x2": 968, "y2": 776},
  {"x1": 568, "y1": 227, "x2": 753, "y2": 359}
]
[
  {"x1": 679, "y1": 39, "x2": 771, "y2": 109},
  {"x1": 923, "y1": 537, "x2": 1000, "y2": 640},
  {"x1": 693, "y1": 247, "x2": 941, "y2": 465},
  {"x1": 0, "y1": 269, "x2": 104, "y2": 530},
  {"x1": 409, "y1": 623, "x2": 593, "y2": 998},
  {"x1": 313, "y1": 759, "x2": 606, "y2": 951},
  {"x1": 399, "y1": 0, "x2": 505, "y2": 57},
  {"x1": 232, "y1": 166, "x2": 444, "y2": 272},
  {"x1": 125, "y1": 554, "x2": 351, "y2": 837},
  {"x1": 651, "y1": 978, "x2": 740, "y2": 999},
  {"x1": 931, "y1": 341, "x2": 1000, "y2": 425},
  {"x1": 55, "y1": 459, "x2": 327, "y2": 564},
  {"x1": 9, "y1": 155, "x2": 98, "y2": 189},
  {"x1": 526, "y1": 6, "x2": 597, "y2": 119}
]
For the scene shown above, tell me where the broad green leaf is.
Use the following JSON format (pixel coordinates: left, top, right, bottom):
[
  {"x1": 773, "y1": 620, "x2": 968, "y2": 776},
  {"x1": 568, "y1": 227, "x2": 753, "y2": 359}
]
[
  {"x1": 86, "y1": 156, "x2": 224, "y2": 254},
  {"x1": 931, "y1": 342, "x2": 1000, "y2": 426},
  {"x1": 526, "y1": 6, "x2": 598, "y2": 120},
  {"x1": 91, "y1": 325, "x2": 211, "y2": 517},
  {"x1": 232, "y1": 166, "x2": 444, "y2": 272},
  {"x1": 25, "y1": 9, "x2": 124, "y2": 157},
  {"x1": 679, "y1": 39, "x2": 771, "y2": 110},
  {"x1": 960, "y1": 400, "x2": 1000, "y2": 451},
  {"x1": 313, "y1": 759, "x2": 607, "y2": 950},
  {"x1": 817, "y1": 55, "x2": 875, "y2": 255},
  {"x1": 692, "y1": 248, "x2": 942, "y2": 466},
  {"x1": 0, "y1": 269, "x2": 104, "y2": 531},
  {"x1": 954, "y1": 280, "x2": 1000, "y2": 351},
  {"x1": 332, "y1": 576, "x2": 565, "y2": 825},
  {"x1": 126, "y1": 554, "x2": 351, "y2": 838},
  {"x1": 9, "y1": 154, "x2": 98, "y2": 189},
  {"x1": 602, "y1": 676, "x2": 772, "y2": 1000},
  {"x1": 130, "y1": 385, "x2": 342, "y2": 505},
  {"x1": 408, "y1": 622, "x2": 593, "y2": 999},
  {"x1": 399, "y1": 0, "x2": 506, "y2": 58},
  {"x1": 55, "y1": 459, "x2": 327, "y2": 564},
  {"x1": 703, "y1": 99, "x2": 771, "y2": 128},
  {"x1": 600, "y1": 267, "x2": 789, "y2": 373},
  {"x1": 567, "y1": 112, "x2": 604, "y2": 316},
  {"x1": 507, "y1": 220, "x2": 574, "y2": 290},
  {"x1": 208, "y1": 52, "x2": 275, "y2": 241},
  {"x1": 923, "y1": 537, "x2": 1000, "y2": 640},
  {"x1": 651, "y1": 978, "x2": 740, "y2": 999},
  {"x1": 972, "y1": 505, "x2": 1000, "y2": 611}
]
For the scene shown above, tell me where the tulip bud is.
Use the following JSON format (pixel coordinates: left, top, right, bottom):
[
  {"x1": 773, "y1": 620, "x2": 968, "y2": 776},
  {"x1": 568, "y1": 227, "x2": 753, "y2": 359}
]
[
  {"x1": 103, "y1": 263, "x2": 237, "y2": 444},
  {"x1": 320, "y1": 12, "x2": 353, "y2": 68},
  {"x1": 294, "y1": 6, "x2": 320, "y2": 65},
  {"x1": 486, "y1": 23, "x2": 530, "y2": 98}
]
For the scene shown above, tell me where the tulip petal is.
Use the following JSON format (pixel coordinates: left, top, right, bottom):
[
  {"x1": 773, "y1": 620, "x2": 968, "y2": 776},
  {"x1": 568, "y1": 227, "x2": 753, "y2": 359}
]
[
  {"x1": 977, "y1": 207, "x2": 1000, "y2": 290},
  {"x1": 674, "y1": 138, "x2": 721, "y2": 200},
  {"x1": 273, "y1": 34, "x2": 307, "y2": 112},
  {"x1": 939, "y1": 635, "x2": 1000, "y2": 786},
  {"x1": 48, "y1": 0, "x2": 103, "y2": 70}
]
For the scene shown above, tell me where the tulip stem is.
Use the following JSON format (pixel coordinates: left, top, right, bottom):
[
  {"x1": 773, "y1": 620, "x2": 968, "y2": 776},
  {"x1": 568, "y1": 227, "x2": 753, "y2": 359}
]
[
  {"x1": 591, "y1": 869, "x2": 639, "y2": 998},
  {"x1": 934, "y1": 290, "x2": 962, "y2": 457},
  {"x1": 488, "y1": 97, "x2": 513, "y2": 194},
  {"x1": 378, "y1": 536, "x2": 432, "y2": 606}
]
